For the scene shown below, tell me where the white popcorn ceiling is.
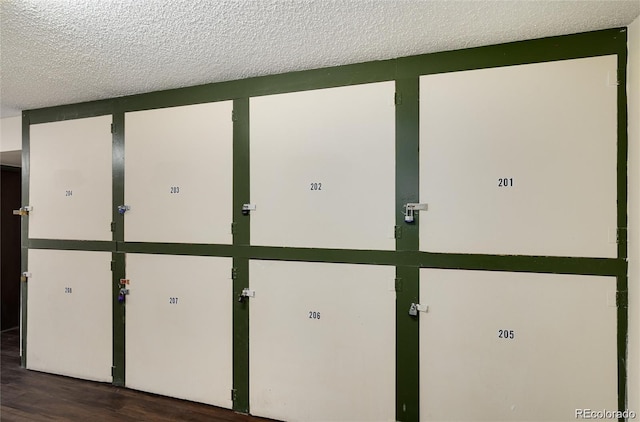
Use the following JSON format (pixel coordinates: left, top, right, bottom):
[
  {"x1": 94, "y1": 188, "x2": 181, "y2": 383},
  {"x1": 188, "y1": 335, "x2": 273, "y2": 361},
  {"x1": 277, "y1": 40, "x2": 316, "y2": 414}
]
[{"x1": 1, "y1": 0, "x2": 639, "y2": 118}]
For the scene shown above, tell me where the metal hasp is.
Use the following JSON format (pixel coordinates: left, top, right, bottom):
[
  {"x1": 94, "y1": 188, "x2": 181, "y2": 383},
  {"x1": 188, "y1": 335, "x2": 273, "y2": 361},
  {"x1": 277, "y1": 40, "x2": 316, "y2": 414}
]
[
  {"x1": 117, "y1": 205, "x2": 130, "y2": 215},
  {"x1": 20, "y1": 272, "x2": 31, "y2": 282},
  {"x1": 13, "y1": 206, "x2": 32, "y2": 216},
  {"x1": 408, "y1": 303, "x2": 428, "y2": 317},
  {"x1": 404, "y1": 203, "x2": 428, "y2": 223},
  {"x1": 238, "y1": 288, "x2": 255, "y2": 302},
  {"x1": 241, "y1": 204, "x2": 256, "y2": 216}
]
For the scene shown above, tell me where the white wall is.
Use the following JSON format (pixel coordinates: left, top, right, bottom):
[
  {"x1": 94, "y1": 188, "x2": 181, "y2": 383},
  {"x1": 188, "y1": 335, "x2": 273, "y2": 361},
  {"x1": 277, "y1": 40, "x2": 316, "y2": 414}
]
[
  {"x1": 0, "y1": 116, "x2": 22, "y2": 167},
  {"x1": 0, "y1": 116, "x2": 21, "y2": 152},
  {"x1": 628, "y1": 15, "x2": 640, "y2": 415}
]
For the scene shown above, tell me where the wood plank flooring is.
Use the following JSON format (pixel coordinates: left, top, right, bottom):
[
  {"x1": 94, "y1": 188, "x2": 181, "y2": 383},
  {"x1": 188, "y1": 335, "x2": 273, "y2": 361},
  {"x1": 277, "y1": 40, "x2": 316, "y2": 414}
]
[{"x1": 1, "y1": 328, "x2": 275, "y2": 421}]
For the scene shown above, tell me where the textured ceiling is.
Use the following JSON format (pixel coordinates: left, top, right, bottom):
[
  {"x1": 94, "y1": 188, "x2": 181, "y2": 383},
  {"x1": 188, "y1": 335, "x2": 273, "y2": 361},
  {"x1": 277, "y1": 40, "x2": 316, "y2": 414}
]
[{"x1": 1, "y1": 0, "x2": 639, "y2": 118}]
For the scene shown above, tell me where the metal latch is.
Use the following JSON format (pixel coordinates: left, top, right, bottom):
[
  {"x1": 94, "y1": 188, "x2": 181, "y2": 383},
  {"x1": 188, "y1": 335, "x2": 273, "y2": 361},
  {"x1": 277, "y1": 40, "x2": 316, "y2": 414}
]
[
  {"x1": 404, "y1": 203, "x2": 427, "y2": 223},
  {"x1": 13, "y1": 206, "x2": 32, "y2": 216},
  {"x1": 409, "y1": 303, "x2": 428, "y2": 317},
  {"x1": 242, "y1": 204, "x2": 256, "y2": 216},
  {"x1": 238, "y1": 288, "x2": 255, "y2": 302},
  {"x1": 117, "y1": 205, "x2": 130, "y2": 215},
  {"x1": 20, "y1": 272, "x2": 31, "y2": 282}
]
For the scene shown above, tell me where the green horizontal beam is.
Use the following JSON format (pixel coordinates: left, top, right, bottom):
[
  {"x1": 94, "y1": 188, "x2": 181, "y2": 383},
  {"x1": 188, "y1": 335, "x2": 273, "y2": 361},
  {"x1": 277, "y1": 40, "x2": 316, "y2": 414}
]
[{"x1": 28, "y1": 239, "x2": 115, "y2": 252}]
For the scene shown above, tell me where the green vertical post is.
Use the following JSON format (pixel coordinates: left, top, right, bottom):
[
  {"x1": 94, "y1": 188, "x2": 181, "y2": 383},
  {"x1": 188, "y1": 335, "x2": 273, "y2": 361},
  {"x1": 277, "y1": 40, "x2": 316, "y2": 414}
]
[
  {"x1": 112, "y1": 112, "x2": 126, "y2": 386},
  {"x1": 614, "y1": 32, "x2": 628, "y2": 419},
  {"x1": 395, "y1": 76, "x2": 420, "y2": 421},
  {"x1": 20, "y1": 112, "x2": 30, "y2": 368},
  {"x1": 232, "y1": 98, "x2": 250, "y2": 413}
]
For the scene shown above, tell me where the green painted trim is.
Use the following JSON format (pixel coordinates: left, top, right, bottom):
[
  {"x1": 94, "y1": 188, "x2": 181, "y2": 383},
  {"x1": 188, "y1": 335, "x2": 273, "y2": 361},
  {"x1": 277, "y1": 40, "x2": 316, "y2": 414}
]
[
  {"x1": 232, "y1": 98, "x2": 250, "y2": 413},
  {"x1": 20, "y1": 112, "x2": 30, "y2": 368},
  {"x1": 113, "y1": 113, "x2": 125, "y2": 243},
  {"x1": 114, "y1": 242, "x2": 623, "y2": 276},
  {"x1": 395, "y1": 77, "x2": 420, "y2": 421},
  {"x1": 28, "y1": 100, "x2": 114, "y2": 125},
  {"x1": 413, "y1": 253, "x2": 625, "y2": 277},
  {"x1": 232, "y1": 258, "x2": 250, "y2": 413},
  {"x1": 112, "y1": 253, "x2": 126, "y2": 386},
  {"x1": 396, "y1": 265, "x2": 419, "y2": 422},
  {"x1": 20, "y1": 247, "x2": 28, "y2": 368},
  {"x1": 117, "y1": 242, "x2": 234, "y2": 257},
  {"x1": 396, "y1": 27, "x2": 627, "y2": 78},
  {"x1": 28, "y1": 239, "x2": 116, "y2": 252}
]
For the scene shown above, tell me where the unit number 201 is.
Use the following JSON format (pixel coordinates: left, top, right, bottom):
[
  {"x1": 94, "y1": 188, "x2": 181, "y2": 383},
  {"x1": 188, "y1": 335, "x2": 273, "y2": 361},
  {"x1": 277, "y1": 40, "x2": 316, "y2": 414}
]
[{"x1": 498, "y1": 178, "x2": 513, "y2": 187}]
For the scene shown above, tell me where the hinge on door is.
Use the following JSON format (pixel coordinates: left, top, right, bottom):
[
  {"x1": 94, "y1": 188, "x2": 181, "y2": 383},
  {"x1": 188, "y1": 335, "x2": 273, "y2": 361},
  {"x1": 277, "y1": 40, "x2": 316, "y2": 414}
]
[
  {"x1": 111, "y1": 123, "x2": 115, "y2": 134},
  {"x1": 394, "y1": 225, "x2": 402, "y2": 239},
  {"x1": 111, "y1": 366, "x2": 115, "y2": 376},
  {"x1": 231, "y1": 223, "x2": 236, "y2": 235},
  {"x1": 231, "y1": 268, "x2": 237, "y2": 279},
  {"x1": 617, "y1": 290, "x2": 628, "y2": 308},
  {"x1": 394, "y1": 92, "x2": 402, "y2": 105},
  {"x1": 232, "y1": 110, "x2": 238, "y2": 122},
  {"x1": 395, "y1": 278, "x2": 403, "y2": 292},
  {"x1": 231, "y1": 389, "x2": 237, "y2": 401},
  {"x1": 110, "y1": 222, "x2": 116, "y2": 232},
  {"x1": 617, "y1": 227, "x2": 627, "y2": 244}
]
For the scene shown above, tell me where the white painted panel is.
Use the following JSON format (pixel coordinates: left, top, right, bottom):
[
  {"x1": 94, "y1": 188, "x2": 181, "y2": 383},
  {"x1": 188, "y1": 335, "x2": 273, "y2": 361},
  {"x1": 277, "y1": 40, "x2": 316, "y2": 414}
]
[
  {"x1": 249, "y1": 260, "x2": 395, "y2": 422},
  {"x1": 26, "y1": 249, "x2": 112, "y2": 382},
  {"x1": 29, "y1": 116, "x2": 112, "y2": 240},
  {"x1": 125, "y1": 101, "x2": 233, "y2": 244},
  {"x1": 420, "y1": 56, "x2": 618, "y2": 257},
  {"x1": 419, "y1": 269, "x2": 617, "y2": 421},
  {"x1": 250, "y1": 82, "x2": 396, "y2": 250},
  {"x1": 125, "y1": 254, "x2": 233, "y2": 408}
]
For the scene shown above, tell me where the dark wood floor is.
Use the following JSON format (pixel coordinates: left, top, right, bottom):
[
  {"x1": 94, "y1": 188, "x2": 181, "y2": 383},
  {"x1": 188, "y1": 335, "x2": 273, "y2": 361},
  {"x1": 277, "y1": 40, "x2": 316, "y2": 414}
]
[{"x1": 1, "y1": 328, "x2": 275, "y2": 421}]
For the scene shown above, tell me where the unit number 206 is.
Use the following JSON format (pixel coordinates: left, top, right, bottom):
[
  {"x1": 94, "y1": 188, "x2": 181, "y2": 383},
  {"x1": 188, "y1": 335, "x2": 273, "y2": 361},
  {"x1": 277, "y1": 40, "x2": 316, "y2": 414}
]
[{"x1": 309, "y1": 311, "x2": 321, "y2": 319}]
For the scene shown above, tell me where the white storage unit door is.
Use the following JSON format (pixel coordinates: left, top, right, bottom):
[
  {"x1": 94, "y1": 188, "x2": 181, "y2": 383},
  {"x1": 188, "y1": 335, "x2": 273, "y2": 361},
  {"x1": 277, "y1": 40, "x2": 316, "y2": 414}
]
[
  {"x1": 29, "y1": 116, "x2": 113, "y2": 241},
  {"x1": 249, "y1": 260, "x2": 396, "y2": 422},
  {"x1": 419, "y1": 55, "x2": 618, "y2": 257},
  {"x1": 26, "y1": 249, "x2": 112, "y2": 382},
  {"x1": 125, "y1": 254, "x2": 233, "y2": 408},
  {"x1": 124, "y1": 101, "x2": 233, "y2": 244},
  {"x1": 419, "y1": 269, "x2": 617, "y2": 421},
  {"x1": 250, "y1": 82, "x2": 396, "y2": 250}
]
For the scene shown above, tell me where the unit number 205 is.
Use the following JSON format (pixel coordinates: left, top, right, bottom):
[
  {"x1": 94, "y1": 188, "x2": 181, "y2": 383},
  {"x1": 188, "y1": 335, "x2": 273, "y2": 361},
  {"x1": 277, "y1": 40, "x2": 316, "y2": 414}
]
[{"x1": 498, "y1": 329, "x2": 515, "y2": 339}]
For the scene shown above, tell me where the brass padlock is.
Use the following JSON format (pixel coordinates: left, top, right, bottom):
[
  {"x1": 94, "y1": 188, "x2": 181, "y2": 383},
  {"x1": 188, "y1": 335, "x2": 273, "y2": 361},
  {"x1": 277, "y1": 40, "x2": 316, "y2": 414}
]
[{"x1": 13, "y1": 206, "x2": 32, "y2": 216}]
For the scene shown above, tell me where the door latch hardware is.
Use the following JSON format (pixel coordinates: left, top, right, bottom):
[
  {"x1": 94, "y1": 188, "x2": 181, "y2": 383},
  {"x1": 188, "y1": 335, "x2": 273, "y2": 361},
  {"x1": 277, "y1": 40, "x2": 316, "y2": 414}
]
[
  {"x1": 238, "y1": 288, "x2": 255, "y2": 302},
  {"x1": 409, "y1": 303, "x2": 428, "y2": 317},
  {"x1": 13, "y1": 206, "x2": 32, "y2": 216},
  {"x1": 20, "y1": 272, "x2": 31, "y2": 282},
  {"x1": 404, "y1": 203, "x2": 428, "y2": 223},
  {"x1": 117, "y1": 205, "x2": 130, "y2": 215},
  {"x1": 241, "y1": 204, "x2": 256, "y2": 216}
]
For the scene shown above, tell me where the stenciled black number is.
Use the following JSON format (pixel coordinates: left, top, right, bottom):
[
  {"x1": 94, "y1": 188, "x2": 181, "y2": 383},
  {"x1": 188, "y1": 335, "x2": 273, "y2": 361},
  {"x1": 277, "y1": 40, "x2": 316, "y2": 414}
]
[
  {"x1": 170, "y1": 186, "x2": 180, "y2": 194},
  {"x1": 308, "y1": 311, "x2": 321, "y2": 319},
  {"x1": 169, "y1": 297, "x2": 179, "y2": 304},
  {"x1": 310, "y1": 183, "x2": 322, "y2": 191},
  {"x1": 64, "y1": 287, "x2": 72, "y2": 293},
  {"x1": 498, "y1": 178, "x2": 513, "y2": 187},
  {"x1": 498, "y1": 329, "x2": 515, "y2": 339},
  {"x1": 65, "y1": 190, "x2": 73, "y2": 196}
]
